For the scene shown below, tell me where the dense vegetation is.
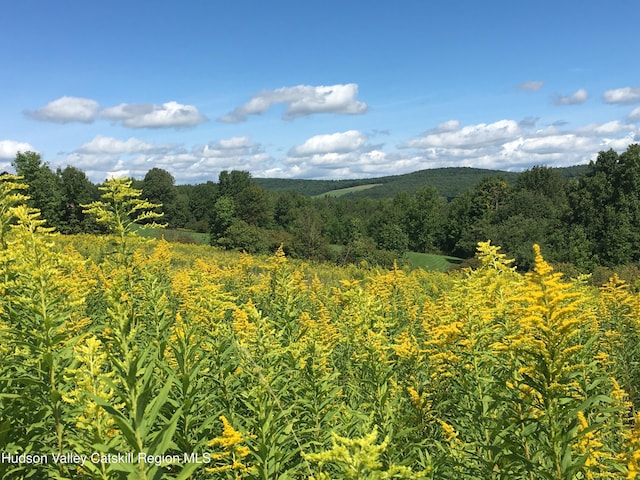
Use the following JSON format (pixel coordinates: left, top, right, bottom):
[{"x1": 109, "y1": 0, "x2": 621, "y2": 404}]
[
  {"x1": 7, "y1": 144, "x2": 640, "y2": 280},
  {"x1": 1, "y1": 174, "x2": 639, "y2": 478}
]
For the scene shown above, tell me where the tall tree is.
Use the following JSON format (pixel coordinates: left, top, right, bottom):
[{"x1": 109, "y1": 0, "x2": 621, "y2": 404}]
[
  {"x1": 12, "y1": 152, "x2": 63, "y2": 229},
  {"x1": 56, "y1": 165, "x2": 99, "y2": 233},
  {"x1": 235, "y1": 184, "x2": 272, "y2": 228},
  {"x1": 209, "y1": 195, "x2": 236, "y2": 243},
  {"x1": 290, "y1": 206, "x2": 329, "y2": 260},
  {"x1": 183, "y1": 181, "x2": 218, "y2": 232},
  {"x1": 569, "y1": 145, "x2": 640, "y2": 266},
  {"x1": 489, "y1": 166, "x2": 570, "y2": 269},
  {"x1": 405, "y1": 186, "x2": 447, "y2": 252},
  {"x1": 444, "y1": 176, "x2": 511, "y2": 258},
  {"x1": 141, "y1": 168, "x2": 179, "y2": 227},
  {"x1": 218, "y1": 170, "x2": 252, "y2": 198}
]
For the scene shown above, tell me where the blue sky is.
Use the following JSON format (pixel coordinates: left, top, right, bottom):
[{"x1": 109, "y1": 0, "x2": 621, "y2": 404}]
[{"x1": 2, "y1": 1, "x2": 639, "y2": 184}]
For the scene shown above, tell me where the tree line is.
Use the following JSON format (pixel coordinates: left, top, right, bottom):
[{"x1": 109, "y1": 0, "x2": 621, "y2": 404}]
[{"x1": 7, "y1": 144, "x2": 640, "y2": 275}]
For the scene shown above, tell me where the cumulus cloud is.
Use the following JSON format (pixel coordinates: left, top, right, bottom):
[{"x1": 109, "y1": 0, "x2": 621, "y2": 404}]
[
  {"x1": 628, "y1": 107, "x2": 640, "y2": 123},
  {"x1": 0, "y1": 140, "x2": 37, "y2": 160},
  {"x1": 100, "y1": 101, "x2": 207, "y2": 128},
  {"x1": 274, "y1": 129, "x2": 403, "y2": 178},
  {"x1": 574, "y1": 120, "x2": 634, "y2": 137},
  {"x1": 400, "y1": 118, "x2": 638, "y2": 171},
  {"x1": 25, "y1": 97, "x2": 206, "y2": 128},
  {"x1": 24, "y1": 96, "x2": 100, "y2": 123},
  {"x1": 517, "y1": 80, "x2": 544, "y2": 92},
  {"x1": 289, "y1": 130, "x2": 367, "y2": 156},
  {"x1": 198, "y1": 136, "x2": 263, "y2": 160},
  {"x1": 553, "y1": 88, "x2": 588, "y2": 105},
  {"x1": 431, "y1": 120, "x2": 461, "y2": 133},
  {"x1": 279, "y1": 149, "x2": 401, "y2": 179},
  {"x1": 220, "y1": 83, "x2": 367, "y2": 122},
  {"x1": 61, "y1": 134, "x2": 274, "y2": 184},
  {"x1": 514, "y1": 134, "x2": 593, "y2": 155},
  {"x1": 217, "y1": 136, "x2": 256, "y2": 149},
  {"x1": 603, "y1": 86, "x2": 640, "y2": 104},
  {"x1": 76, "y1": 135, "x2": 169, "y2": 155},
  {"x1": 403, "y1": 120, "x2": 520, "y2": 150}
]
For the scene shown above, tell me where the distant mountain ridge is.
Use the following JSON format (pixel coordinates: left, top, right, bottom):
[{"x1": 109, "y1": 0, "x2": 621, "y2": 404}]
[{"x1": 254, "y1": 165, "x2": 590, "y2": 199}]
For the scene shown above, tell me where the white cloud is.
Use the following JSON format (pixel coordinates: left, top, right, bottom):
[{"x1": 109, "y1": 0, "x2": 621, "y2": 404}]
[
  {"x1": 289, "y1": 130, "x2": 367, "y2": 156},
  {"x1": 627, "y1": 106, "x2": 640, "y2": 122},
  {"x1": 403, "y1": 119, "x2": 521, "y2": 150},
  {"x1": 603, "y1": 86, "x2": 640, "y2": 104},
  {"x1": 61, "y1": 135, "x2": 272, "y2": 184},
  {"x1": 279, "y1": 129, "x2": 396, "y2": 178},
  {"x1": 218, "y1": 136, "x2": 256, "y2": 149},
  {"x1": 516, "y1": 134, "x2": 593, "y2": 155},
  {"x1": 76, "y1": 135, "x2": 167, "y2": 155},
  {"x1": 553, "y1": 88, "x2": 588, "y2": 105},
  {"x1": 276, "y1": 147, "x2": 430, "y2": 180},
  {"x1": 220, "y1": 83, "x2": 367, "y2": 122},
  {"x1": 0, "y1": 140, "x2": 37, "y2": 161},
  {"x1": 100, "y1": 101, "x2": 207, "y2": 128},
  {"x1": 517, "y1": 80, "x2": 544, "y2": 92},
  {"x1": 199, "y1": 136, "x2": 262, "y2": 158},
  {"x1": 575, "y1": 120, "x2": 633, "y2": 137},
  {"x1": 601, "y1": 133, "x2": 638, "y2": 151},
  {"x1": 399, "y1": 118, "x2": 638, "y2": 171},
  {"x1": 431, "y1": 120, "x2": 461, "y2": 133},
  {"x1": 25, "y1": 97, "x2": 206, "y2": 128},
  {"x1": 25, "y1": 96, "x2": 100, "y2": 123}
]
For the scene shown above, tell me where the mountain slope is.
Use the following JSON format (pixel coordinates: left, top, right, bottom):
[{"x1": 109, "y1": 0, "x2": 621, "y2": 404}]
[{"x1": 254, "y1": 165, "x2": 590, "y2": 199}]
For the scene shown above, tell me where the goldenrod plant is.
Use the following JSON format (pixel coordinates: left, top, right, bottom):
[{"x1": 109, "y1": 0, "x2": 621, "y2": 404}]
[
  {"x1": 304, "y1": 427, "x2": 432, "y2": 479},
  {"x1": 82, "y1": 177, "x2": 165, "y2": 263}
]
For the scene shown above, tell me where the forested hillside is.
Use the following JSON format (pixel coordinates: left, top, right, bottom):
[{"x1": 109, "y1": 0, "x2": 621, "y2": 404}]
[
  {"x1": 6, "y1": 144, "x2": 640, "y2": 281},
  {"x1": 254, "y1": 167, "x2": 523, "y2": 199},
  {"x1": 254, "y1": 166, "x2": 590, "y2": 200}
]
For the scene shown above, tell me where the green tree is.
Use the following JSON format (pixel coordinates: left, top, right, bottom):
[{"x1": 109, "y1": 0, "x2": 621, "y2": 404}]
[
  {"x1": 488, "y1": 167, "x2": 570, "y2": 269},
  {"x1": 367, "y1": 199, "x2": 409, "y2": 255},
  {"x1": 183, "y1": 181, "x2": 218, "y2": 232},
  {"x1": 12, "y1": 151, "x2": 63, "y2": 229},
  {"x1": 273, "y1": 191, "x2": 308, "y2": 229},
  {"x1": 56, "y1": 165, "x2": 100, "y2": 234},
  {"x1": 444, "y1": 177, "x2": 511, "y2": 258},
  {"x1": 570, "y1": 145, "x2": 640, "y2": 266},
  {"x1": 235, "y1": 184, "x2": 272, "y2": 228},
  {"x1": 141, "y1": 168, "x2": 180, "y2": 227},
  {"x1": 290, "y1": 206, "x2": 329, "y2": 260},
  {"x1": 217, "y1": 219, "x2": 269, "y2": 254},
  {"x1": 209, "y1": 195, "x2": 236, "y2": 244},
  {"x1": 405, "y1": 187, "x2": 446, "y2": 252},
  {"x1": 218, "y1": 170, "x2": 252, "y2": 198}
]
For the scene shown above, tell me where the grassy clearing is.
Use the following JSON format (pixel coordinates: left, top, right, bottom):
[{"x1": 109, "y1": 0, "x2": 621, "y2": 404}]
[
  {"x1": 406, "y1": 251, "x2": 464, "y2": 271},
  {"x1": 133, "y1": 225, "x2": 210, "y2": 244},
  {"x1": 312, "y1": 183, "x2": 383, "y2": 198},
  {"x1": 133, "y1": 228, "x2": 462, "y2": 271}
]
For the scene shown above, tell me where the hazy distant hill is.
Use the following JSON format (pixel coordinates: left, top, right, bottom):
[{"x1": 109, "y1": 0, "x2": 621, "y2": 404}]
[{"x1": 254, "y1": 165, "x2": 590, "y2": 199}]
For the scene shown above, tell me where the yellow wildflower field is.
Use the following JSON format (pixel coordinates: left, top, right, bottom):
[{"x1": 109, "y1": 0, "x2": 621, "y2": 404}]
[{"x1": 1, "y1": 174, "x2": 639, "y2": 479}]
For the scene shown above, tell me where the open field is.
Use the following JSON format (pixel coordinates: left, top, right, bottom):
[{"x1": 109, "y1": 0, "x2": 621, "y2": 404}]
[
  {"x1": 311, "y1": 183, "x2": 383, "y2": 198},
  {"x1": 405, "y1": 251, "x2": 464, "y2": 271}
]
